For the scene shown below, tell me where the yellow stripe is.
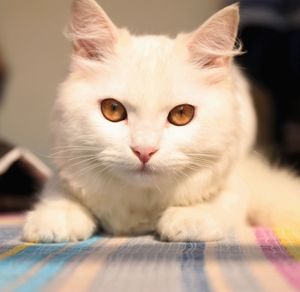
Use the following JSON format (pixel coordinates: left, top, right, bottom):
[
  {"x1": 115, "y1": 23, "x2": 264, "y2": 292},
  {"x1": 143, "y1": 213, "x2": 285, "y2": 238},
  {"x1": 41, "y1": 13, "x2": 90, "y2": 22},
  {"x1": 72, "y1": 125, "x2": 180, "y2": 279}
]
[
  {"x1": 0, "y1": 244, "x2": 34, "y2": 260},
  {"x1": 275, "y1": 227, "x2": 300, "y2": 261}
]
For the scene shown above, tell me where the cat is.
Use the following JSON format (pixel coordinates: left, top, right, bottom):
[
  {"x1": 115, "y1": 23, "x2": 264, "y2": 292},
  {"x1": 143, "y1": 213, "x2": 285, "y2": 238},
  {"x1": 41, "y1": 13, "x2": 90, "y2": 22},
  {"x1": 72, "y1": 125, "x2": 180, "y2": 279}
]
[{"x1": 23, "y1": 0, "x2": 300, "y2": 242}]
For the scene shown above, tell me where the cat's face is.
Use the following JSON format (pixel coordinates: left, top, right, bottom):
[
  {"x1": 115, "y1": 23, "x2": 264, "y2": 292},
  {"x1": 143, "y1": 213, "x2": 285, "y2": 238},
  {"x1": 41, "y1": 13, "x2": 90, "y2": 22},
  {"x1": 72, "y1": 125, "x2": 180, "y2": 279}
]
[{"x1": 53, "y1": 0, "x2": 241, "y2": 188}]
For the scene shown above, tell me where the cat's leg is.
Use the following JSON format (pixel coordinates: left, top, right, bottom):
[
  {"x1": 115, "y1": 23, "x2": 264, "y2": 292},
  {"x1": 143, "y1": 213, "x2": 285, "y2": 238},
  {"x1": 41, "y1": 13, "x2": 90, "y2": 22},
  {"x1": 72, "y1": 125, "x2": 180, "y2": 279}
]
[
  {"x1": 157, "y1": 188, "x2": 247, "y2": 242},
  {"x1": 23, "y1": 182, "x2": 96, "y2": 243}
]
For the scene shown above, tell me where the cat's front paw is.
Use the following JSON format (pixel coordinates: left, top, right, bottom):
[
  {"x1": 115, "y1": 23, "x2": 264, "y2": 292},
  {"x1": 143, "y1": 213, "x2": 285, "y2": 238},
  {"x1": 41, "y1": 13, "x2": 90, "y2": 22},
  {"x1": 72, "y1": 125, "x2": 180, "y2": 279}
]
[
  {"x1": 23, "y1": 200, "x2": 96, "y2": 243},
  {"x1": 157, "y1": 207, "x2": 224, "y2": 242}
]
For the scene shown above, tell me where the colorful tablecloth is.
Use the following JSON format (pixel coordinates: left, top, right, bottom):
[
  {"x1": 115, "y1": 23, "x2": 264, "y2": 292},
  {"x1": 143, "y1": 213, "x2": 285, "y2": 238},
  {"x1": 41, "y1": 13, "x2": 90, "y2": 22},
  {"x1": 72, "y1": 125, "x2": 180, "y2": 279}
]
[{"x1": 0, "y1": 214, "x2": 299, "y2": 292}]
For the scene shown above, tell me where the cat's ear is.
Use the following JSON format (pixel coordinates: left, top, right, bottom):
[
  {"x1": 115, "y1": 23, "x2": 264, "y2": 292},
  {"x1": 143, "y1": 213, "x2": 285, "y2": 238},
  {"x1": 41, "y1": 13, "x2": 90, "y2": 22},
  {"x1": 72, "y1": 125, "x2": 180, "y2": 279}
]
[
  {"x1": 68, "y1": 0, "x2": 119, "y2": 60},
  {"x1": 187, "y1": 4, "x2": 241, "y2": 68}
]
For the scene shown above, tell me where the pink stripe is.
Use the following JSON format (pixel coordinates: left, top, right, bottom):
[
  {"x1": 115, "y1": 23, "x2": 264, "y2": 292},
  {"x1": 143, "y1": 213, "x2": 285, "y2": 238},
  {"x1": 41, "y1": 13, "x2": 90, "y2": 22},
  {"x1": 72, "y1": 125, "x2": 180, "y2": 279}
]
[{"x1": 256, "y1": 227, "x2": 300, "y2": 290}]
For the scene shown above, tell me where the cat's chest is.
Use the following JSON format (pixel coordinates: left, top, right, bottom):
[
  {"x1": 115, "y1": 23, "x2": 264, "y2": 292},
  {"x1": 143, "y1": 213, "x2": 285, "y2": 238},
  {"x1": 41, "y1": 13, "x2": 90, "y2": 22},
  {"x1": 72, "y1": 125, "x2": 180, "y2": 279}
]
[{"x1": 85, "y1": 187, "x2": 167, "y2": 235}]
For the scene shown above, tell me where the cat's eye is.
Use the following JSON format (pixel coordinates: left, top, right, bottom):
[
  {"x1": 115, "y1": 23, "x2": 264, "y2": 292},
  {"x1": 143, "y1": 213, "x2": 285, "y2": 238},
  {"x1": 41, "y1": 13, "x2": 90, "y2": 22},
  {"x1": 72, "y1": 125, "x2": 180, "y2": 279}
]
[
  {"x1": 101, "y1": 98, "x2": 127, "y2": 122},
  {"x1": 168, "y1": 104, "x2": 195, "y2": 126}
]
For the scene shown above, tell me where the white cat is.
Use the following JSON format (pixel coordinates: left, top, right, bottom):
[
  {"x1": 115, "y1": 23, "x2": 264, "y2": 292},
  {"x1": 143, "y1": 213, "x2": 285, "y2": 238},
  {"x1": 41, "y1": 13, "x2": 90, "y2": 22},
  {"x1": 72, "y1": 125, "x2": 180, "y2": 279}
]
[{"x1": 23, "y1": 0, "x2": 300, "y2": 242}]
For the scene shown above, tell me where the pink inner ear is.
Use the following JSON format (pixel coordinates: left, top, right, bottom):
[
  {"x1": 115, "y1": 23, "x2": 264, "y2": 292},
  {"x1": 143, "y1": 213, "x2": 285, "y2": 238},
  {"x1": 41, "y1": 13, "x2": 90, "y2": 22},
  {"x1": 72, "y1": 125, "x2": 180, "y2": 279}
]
[
  {"x1": 188, "y1": 39, "x2": 232, "y2": 69},
  {"x1": 201, "y1": 55, "x2": 230, "y2": 69},
  {"x1": 74, "y1": 40, "x2": 99, "y2": 60}
]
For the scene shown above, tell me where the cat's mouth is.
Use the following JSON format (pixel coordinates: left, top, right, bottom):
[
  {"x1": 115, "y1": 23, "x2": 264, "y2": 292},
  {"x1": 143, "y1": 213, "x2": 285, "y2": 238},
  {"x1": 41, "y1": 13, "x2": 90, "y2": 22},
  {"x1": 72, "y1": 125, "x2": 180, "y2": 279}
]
[{"x1": 132, "y1": 164, "x2": 157, "y2": 175}]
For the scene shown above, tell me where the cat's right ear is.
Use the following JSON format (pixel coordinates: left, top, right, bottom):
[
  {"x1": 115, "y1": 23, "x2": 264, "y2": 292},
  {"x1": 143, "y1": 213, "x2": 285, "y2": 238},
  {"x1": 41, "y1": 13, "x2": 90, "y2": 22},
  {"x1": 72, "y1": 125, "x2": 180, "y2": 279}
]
[
  {"x1": 186, "y1": 4, "x2": 241, "y2": 69},
  {"x1": 68, "y1": 0, "x2": 119, "y2": 61}
]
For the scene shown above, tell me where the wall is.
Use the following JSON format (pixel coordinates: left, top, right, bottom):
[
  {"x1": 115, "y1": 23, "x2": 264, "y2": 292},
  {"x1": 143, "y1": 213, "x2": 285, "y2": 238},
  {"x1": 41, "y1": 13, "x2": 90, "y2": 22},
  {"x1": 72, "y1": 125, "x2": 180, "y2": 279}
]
[{"x1": 0, "y1": 0, "x2": 220, "y2": 165}]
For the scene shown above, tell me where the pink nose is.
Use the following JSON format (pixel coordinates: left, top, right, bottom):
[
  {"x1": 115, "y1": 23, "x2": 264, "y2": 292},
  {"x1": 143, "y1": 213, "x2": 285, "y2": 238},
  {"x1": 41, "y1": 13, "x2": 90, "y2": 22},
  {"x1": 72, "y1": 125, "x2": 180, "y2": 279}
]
[{"x1": 131, "y1": 146, "x2": 158, "y2": 164}]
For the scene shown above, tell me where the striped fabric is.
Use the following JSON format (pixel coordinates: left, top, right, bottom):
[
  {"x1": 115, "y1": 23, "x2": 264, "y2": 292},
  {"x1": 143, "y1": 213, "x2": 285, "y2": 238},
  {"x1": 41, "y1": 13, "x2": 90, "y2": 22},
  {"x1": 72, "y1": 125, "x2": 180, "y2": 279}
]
[{"x1": 0, "y1": 215, "x2": 300, "y2": 292}]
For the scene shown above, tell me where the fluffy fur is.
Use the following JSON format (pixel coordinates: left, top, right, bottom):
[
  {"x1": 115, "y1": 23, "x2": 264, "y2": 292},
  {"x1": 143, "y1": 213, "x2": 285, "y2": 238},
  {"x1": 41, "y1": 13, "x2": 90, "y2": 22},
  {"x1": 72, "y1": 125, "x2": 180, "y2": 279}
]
[{"x1": 23, "y1": 0, "x2": 300, "y2": 242}]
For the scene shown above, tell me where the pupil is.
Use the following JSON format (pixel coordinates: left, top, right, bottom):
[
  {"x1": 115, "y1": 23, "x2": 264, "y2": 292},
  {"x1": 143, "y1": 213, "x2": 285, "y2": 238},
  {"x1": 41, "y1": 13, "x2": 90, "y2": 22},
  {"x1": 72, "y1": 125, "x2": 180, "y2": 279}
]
[
  {"x1": 178, "y1": 107, "x2": 184, "y2": 116},
  {"x1": 111, "y1": 103, "x2": 118, "y2": 111}
]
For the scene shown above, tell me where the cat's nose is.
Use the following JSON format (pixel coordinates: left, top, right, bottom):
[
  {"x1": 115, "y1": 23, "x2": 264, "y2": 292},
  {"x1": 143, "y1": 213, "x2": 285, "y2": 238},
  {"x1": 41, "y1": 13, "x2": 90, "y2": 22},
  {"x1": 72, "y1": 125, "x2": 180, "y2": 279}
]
[{"x1": 131, "y1": 146, "x2": 158, "y2": 164}]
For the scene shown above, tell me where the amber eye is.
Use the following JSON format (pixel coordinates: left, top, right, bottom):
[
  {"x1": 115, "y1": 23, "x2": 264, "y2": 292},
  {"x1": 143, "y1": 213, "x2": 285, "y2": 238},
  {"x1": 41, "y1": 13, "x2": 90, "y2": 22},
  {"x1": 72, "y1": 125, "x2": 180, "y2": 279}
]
[
  {"x1": 168, "y1": 104, "x2": 195, "y2": 126},
  {"x1": 101, "y1": 98, "x2": 127, "y2": 122}
]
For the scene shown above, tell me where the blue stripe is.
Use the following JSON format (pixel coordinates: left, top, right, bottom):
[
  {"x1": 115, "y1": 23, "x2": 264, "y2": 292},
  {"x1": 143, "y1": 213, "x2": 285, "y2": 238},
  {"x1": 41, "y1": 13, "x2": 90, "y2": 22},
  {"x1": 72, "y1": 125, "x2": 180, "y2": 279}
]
[
  {"x1": 40, "y1": 237, "x2": 108, "y2": 281},
  {"x1": 181, "y1": 242, "x2": 211, "y2": 292},
  {"x1": 0, "y1": 242, "x2": 67, "y2": 288},
  {"x1": 15, "y1": 236, "x2": 100, "y2": 292}
]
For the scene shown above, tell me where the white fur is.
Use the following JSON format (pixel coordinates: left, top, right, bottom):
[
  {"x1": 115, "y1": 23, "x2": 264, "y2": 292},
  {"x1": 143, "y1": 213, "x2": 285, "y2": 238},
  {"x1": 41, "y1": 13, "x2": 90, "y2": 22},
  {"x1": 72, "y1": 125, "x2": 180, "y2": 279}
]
[{"x1": 23, "y1": 1, "x2": 300, "y2": 242}]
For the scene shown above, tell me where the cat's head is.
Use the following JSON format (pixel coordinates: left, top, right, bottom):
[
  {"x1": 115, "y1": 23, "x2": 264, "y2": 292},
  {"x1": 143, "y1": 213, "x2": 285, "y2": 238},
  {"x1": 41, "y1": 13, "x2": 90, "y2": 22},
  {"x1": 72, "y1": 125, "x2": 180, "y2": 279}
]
[{"x1": 53, "y1": 0, "x2": 244, "y2": 188}]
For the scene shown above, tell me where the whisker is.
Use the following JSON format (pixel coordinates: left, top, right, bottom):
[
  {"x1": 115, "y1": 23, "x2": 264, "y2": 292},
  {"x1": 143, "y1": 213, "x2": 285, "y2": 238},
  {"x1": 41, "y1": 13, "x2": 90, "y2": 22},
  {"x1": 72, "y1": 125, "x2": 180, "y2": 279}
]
[
  {"x1": 73, "y1": 162, "x2": 108, "y2": 179},
  {"x1": 65, "y1": 157, "x2": 99, "y2": 170}
]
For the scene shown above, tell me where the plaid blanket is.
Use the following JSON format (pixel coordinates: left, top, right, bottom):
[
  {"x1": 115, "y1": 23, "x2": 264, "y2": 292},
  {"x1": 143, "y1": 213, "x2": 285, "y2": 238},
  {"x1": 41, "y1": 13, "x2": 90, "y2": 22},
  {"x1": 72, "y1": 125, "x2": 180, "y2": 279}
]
[{"x1": 0, "y1": 214, "x2": 300, "y2": 292}]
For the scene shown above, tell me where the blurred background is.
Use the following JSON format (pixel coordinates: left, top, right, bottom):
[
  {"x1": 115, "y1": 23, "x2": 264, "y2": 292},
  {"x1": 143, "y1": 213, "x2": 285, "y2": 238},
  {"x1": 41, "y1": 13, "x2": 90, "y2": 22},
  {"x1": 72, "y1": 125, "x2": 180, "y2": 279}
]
[{"x1": 0, "y1": 0, "x2": 300, "y2": 210}]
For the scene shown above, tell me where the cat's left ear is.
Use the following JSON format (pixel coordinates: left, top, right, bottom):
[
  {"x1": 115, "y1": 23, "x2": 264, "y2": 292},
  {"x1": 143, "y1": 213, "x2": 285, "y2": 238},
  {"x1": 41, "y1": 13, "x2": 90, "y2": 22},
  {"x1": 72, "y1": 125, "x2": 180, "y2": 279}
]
[
  {"x1": 68, "y1": 0, "x2": 119, "y2": 60},
  {"x1": 186, "y1": 4, "x2": 241, "y2": 68}
]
